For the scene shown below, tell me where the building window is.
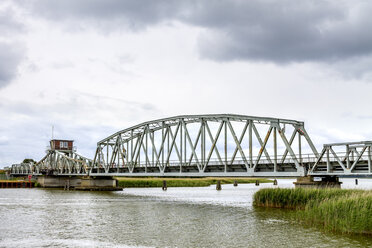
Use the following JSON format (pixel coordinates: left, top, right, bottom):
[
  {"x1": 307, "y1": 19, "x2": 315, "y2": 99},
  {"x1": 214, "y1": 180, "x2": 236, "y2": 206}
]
[{"x1": 60, "y1": 141, "x2": 68, "y2": 148}]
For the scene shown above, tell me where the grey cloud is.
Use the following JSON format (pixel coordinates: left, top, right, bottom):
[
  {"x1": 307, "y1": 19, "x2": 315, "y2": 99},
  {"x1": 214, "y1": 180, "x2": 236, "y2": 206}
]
[
  {"x1": 27, "y1": 0, "x2": 184, "y2": 31},
  {"x1": 191, "y1": 1, "x2": 372, "y2": 63},
  {"x1": 26, "y1": 0, "x2": 372, "y2": 65},
  {"x1": 0, "y1": 8, "x2": 25, "y2": 35},
  {"x1": 0, "y1": 42, "x2": 24, "y2": 88}
]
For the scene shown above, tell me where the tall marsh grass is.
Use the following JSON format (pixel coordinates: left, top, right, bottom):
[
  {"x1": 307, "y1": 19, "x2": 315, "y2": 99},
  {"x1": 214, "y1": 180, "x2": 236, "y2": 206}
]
[
  {"x1": 116, "y1": 177, "x2": 272, "y2": 188},
  {"x1": 254, "y1": 188, "x2": 372, "y2": 235}
]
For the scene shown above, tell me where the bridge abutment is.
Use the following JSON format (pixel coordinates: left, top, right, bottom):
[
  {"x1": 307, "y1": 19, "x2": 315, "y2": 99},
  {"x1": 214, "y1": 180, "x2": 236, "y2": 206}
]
[
  {"x1": 37, "y1": 176, "x2": 122, "y2": 191},
  {"x1": 294, "y1": 176, "x2": 342, "y2": 188}
]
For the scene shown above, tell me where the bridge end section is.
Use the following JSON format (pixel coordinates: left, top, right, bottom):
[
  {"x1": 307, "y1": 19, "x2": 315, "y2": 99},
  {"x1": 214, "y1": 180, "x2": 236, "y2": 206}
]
[{"x1": 294, "y1": 176, "x2": 342, "y2": 188}]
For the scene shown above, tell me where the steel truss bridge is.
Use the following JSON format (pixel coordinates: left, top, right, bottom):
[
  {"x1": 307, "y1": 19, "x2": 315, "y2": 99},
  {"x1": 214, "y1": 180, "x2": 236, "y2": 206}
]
[{"x1": 9, "y1": 114, "x2": 372, "y2": 177}]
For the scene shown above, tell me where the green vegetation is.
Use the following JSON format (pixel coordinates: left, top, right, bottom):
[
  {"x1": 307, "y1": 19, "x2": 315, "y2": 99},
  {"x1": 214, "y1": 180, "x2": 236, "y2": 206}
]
[
  {"x1": 254, "y1": 188, "x2": 372, "y2": 235},
  {"x1": 0, "y1": 170, "x2": 5, "y2": 174},
  {"x1": 116, "y1": 177, "x2": 272, "y2": 188},
  {"x1": 22, "y1": 158, "x2": 36, "y2": 164}
]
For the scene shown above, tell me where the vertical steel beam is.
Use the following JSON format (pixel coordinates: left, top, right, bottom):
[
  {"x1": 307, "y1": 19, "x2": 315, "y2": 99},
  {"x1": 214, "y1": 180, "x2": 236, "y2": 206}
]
[
  {"x1": 273, "y1": 127, "x2": 277, "y2": 172},
  {"x1": 346, "y1": 145, "x2": 350, "y2": 169},
  {"x1": 106, "y1": 141, "x2": 109, "y2": 168},
  {"x1": 162, "y1": 122, "x2": 165, "y2": 167},
  {"x1": 326, "y1": 147, "x2": 330, "y2": 173},
  {"x1": 180, "y1": 119, "x2": 183, "y2": 167},
  {"x1": 201, "y1": 119, "x2": 205, "y2": 168},
  {"x1": 368, "y1": 145, "x2": 371, "y2": 173},
  {"x1": 298, "y1": 133, "x2": 302, "y2": 164},
  {"x1": 224, "y1": 120, "x2": 227, "y2": 172},
  {"x1": 184, "y1": 122, "x2": 187, "y2": 165},
  {"x1": 249, "y1": 120, "x2": 252, "y2": 168},
  {"x1": 167, "y1": 126, "x2": 170, "y2": 158},
  {"x1": 146, "y1": 127, "x2": 148, "y2": 171}
]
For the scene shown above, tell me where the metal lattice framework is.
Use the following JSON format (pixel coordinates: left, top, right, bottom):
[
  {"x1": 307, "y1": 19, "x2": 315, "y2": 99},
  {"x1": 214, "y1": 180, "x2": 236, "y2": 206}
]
[
  {"x1": 10, "y1": 163, "x2": 33, "y2": 175},
  {"x1": 11, "y1": 150, "x2": 92, "y2": 176},
  {"x1": 309, "y1": 141, "x2": 372, "y2": 175},
  {"x1": 90, "y1": 114, "x2": 319, "y2": 177},
  {"x1": 36, "y1": 150, "x2": 92, "y2": 175}
]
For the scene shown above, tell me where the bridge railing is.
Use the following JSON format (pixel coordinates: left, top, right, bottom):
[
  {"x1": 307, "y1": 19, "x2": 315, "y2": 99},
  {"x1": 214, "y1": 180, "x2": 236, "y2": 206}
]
[{"x1": 98, "y1": 151, "x2": 372, "y2": 169}]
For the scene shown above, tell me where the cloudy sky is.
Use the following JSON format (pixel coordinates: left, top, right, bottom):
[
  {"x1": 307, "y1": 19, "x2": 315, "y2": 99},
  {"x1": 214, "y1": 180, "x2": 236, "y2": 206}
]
[{"x1": 1, "y1": 0, "x2": 372, "y2": 167}]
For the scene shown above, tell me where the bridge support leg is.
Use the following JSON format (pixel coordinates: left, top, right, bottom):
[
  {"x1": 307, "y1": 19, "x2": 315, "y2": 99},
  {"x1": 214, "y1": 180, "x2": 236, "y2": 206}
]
[
  {"x1": 37, "y1": 176, "x2": 123, "y2": 191},
  {"x1": 294, "y1": 176, "x2": 342, "y2": 188},
  {"x1": 162, "y1": 180, "x2": 167, "y2": 191},
  {"x1": 216, "y1": 180, "x2": 221, "y2": 190}
]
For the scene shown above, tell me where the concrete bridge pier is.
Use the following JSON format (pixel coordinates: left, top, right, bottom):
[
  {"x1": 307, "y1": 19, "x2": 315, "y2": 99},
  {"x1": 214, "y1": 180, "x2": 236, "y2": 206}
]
[
  {"x1": 294, "y1": 176, "x2": 342, "y2": 188},
  {"x1": 37, "y1": 176, "x2": 122, "y2": 191}
]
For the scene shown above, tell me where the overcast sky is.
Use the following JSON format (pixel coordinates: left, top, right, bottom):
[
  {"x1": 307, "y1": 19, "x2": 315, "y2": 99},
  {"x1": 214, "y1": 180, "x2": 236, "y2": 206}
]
[{"x1": 1, "y1": 0, "x2": 372, "y2": 167}]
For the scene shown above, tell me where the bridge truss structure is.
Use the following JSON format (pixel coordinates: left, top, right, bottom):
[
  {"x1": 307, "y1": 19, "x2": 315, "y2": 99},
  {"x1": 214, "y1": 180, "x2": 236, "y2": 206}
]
[
  {"x1": 90, "y1": 114, "x2": 319, "y2": 177},
  {"x1": 11, "y1": 150, "x2": 92, "y2": 176},
  {"x1": 309, "y1": 141, "x2": 372, "y2": 176},
  {"x1": 10, "y1": 114, "x2": 372, "y2": 178}
]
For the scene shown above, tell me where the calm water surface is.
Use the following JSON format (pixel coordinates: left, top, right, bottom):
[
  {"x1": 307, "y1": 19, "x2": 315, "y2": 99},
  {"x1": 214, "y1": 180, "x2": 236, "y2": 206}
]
[{"x1": 1, "y1": 178, "x2": 372, "y2": 247}]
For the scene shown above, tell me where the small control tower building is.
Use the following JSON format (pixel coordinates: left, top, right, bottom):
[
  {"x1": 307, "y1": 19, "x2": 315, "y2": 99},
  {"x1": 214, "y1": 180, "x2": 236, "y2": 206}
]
[{"x1": 49, "y1": 139, "x2": 75, "y2": 157}]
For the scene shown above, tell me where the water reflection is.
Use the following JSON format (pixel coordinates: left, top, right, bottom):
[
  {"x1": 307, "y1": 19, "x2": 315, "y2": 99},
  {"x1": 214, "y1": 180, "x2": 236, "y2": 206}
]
[{"x1": 0, "y1": 179, "x2": 371, "y2": 247}]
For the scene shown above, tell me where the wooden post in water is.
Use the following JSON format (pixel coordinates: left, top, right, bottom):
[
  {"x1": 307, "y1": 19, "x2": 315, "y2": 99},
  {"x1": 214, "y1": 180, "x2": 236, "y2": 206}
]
[
  {"x1": 273, "y1": 179, "x2": 278, "y2": 185},
  {"x1": 216, "y1": 180, "x2": 222, "y2": 190},
  {"x1": 233, "y1": 180, "x2": 238, "y2": 187},
  {"x1": 162, "y1": 180, "x2": 167, "y2": 191},
  {"x1": 355, "y1": 179, "x2": 358, "y2": 185},
  {"x1": 255, "y1": 180, "x2": 259, "y2": 186}
]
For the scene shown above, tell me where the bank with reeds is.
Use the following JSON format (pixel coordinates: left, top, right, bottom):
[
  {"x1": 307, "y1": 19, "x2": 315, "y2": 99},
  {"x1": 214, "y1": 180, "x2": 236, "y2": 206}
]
[
  {"x1": 254, "y1": 188, "x2": 372, "y2": 235},
  {"x1": 116, "y1": 177, "x2": 272, "y2": 188}
]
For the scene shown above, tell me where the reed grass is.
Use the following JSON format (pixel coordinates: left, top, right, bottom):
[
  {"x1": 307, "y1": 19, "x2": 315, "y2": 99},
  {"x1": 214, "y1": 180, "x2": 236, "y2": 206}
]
[
  {"x1": 253, "y1": 188, "x2": 372, "y2": 235},
  {"x1": 116, "y1": 177, "x2": 272, "y2": 188}
]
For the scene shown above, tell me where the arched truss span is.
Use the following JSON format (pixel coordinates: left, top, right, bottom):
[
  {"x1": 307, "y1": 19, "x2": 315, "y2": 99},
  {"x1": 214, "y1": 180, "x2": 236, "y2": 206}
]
[{"x1": 91, "y1": 114, "x2": 319, "y2": 177}]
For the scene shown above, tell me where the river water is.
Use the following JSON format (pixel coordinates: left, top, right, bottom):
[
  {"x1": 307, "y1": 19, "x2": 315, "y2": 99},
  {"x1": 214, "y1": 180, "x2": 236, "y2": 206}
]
[{"x1": 1, "y1": 179, "x2": 372, "y2": 248}]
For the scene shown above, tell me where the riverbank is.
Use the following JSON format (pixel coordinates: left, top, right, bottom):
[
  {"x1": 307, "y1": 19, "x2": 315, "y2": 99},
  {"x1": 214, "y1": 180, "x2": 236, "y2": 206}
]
[
  {"x1": 0, "y1": 179, "x2": 34, "y2": 188},
  {"x1": 116, "y1": 177, "x2": 272, "y2": 188},
  {"x1": 254, "y1": 188, "x2": 372, "y2": 235}
]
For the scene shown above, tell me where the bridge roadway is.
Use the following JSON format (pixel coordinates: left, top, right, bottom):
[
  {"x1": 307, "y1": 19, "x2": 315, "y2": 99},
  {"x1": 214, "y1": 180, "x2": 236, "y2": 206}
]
[{"x1": 9, "y1": 114, "x2": 372, "y2": 178}]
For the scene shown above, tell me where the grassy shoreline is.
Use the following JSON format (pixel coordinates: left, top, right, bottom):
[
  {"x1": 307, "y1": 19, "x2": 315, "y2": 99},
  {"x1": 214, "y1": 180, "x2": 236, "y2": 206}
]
[
  {"x1": 116, "y1": 177, "x2": 272, "y2": 188},
  {"x1": 254, "y1": 188, "x2": 372, "y2": 235}
]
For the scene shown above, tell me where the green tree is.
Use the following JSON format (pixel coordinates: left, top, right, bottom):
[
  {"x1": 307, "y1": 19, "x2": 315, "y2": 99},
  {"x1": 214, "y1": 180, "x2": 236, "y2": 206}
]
[{"x1": 22, "y1": 158, "x2": 36, "y2": 164}]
